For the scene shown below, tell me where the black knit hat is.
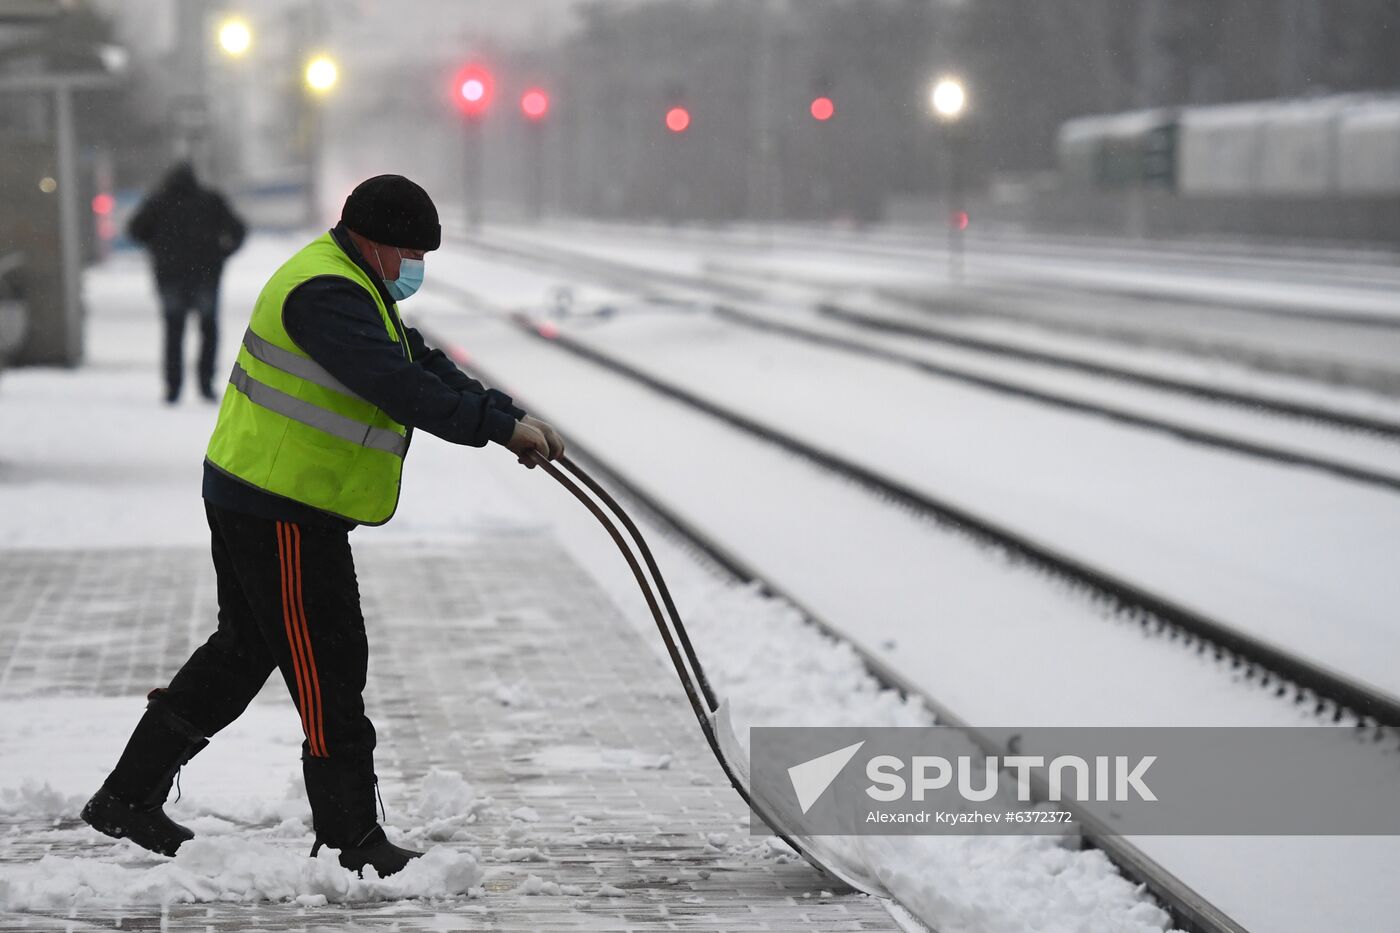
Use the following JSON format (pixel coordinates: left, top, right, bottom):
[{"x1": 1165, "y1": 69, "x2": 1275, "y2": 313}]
[{"x1": 340, "y1": 174, "x2": 442, "y2": 251}]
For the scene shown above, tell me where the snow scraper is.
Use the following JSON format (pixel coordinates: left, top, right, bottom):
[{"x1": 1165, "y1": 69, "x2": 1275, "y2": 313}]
[{"x1": 534, "y1": 452, "x2": 890, "y2": 897}]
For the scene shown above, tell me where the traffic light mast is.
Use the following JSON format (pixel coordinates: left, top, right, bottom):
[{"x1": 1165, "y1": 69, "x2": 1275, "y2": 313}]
[
  {"x1": 520, "y1": 88, "x2": 550, "y2": 222},
  {"x1": 452, "y1": 63, "x2": 495, "y2": 229}
]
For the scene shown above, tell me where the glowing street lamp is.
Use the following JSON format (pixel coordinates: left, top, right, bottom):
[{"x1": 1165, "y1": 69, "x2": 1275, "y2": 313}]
[
  {"x1": 304, "y1": 55, "x2": 339, "y2": 95},
  {"x1": 217, "y1": 18, "x2": 252, "y2": 57},
  {"x1": 929, "y1": 76, "x2": 969, "y2": 280},
  {"x1": 930, "y1": 77, "x2": 966, "y2": 122}
]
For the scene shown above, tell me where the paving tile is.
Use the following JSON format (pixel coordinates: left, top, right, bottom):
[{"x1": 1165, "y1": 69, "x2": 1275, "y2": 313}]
[{"x1": 0, "y1": 536, "x2": 895, "y2": 931}]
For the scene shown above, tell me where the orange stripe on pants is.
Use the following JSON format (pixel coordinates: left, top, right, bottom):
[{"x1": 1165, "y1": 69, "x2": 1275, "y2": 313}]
[
  {"x1": 277, "y1": 521, "x2": 319, "y2": 756},
  {"x1": 288, "y1": 524, "x2": 328, "y2": 757}
]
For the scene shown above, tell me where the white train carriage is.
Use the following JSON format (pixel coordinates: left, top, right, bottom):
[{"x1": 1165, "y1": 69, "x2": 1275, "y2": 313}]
[{"x1": 1337, "y1": 98, "x2": 1400, "y2": 196}]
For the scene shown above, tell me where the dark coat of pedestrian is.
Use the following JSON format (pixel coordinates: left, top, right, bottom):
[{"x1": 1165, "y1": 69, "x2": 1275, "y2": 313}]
[{"x1": 128, "y1": 162, "x2": 246, "y2": 403}]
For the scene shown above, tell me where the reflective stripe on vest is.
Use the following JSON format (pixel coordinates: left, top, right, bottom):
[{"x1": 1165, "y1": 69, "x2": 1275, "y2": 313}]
[
  {"x1": 228, "y1": 361, "x2": 408, "y2": 457},
  {"x1": 241, "y1": 329, "x2": 357, "y2": 399}
]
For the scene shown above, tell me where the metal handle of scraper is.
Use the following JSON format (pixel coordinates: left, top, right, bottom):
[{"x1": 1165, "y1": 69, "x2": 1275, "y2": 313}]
[
  {"x1": 529, "y1": 449, "x2": 850, "y2": 884},
  {"x1": 526, "y1": 450, "x2": 718, "y2": 721}
]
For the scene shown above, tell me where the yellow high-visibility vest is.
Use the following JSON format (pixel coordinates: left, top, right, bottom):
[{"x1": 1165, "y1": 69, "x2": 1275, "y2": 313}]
[{"x1": 206, "y1": 234, "x2": 411, "y2": 525}]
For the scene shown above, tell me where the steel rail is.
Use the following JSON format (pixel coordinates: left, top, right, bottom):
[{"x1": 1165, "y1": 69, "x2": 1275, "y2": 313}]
[
  {"x1": 706, "y1": 303, "x2": 1400, "y2": 494},
  {"x1": 816, "y1": 300, "x2": 1400, "y2": 439}
]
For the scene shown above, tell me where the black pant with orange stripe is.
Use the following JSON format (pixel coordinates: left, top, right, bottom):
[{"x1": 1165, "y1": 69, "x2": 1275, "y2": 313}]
[{"x1": 155, "y1": 503, "x2": 379, "y2": 846}]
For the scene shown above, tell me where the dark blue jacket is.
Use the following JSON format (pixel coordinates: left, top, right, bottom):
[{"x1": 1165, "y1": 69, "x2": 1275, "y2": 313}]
[{"x1": 204, "y1": 224, "x2": 524, "y2": 528}]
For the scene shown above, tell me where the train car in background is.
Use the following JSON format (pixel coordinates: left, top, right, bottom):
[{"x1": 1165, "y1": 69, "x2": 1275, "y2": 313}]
[
  {"x1": 1057, "y1": 108, "x2": 1177, "y2": 191},
  {"x1": 1052, "y1": 93, "x2": 1400, "y2": 244}
]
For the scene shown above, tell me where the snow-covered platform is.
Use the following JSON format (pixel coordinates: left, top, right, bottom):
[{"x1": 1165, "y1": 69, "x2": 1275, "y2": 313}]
[{"x1": 0, "y1": 536, "x2": 895, "y2": 930}]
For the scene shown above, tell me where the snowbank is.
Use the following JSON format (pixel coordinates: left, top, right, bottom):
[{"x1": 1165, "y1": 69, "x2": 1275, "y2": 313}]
[
  {"x1": 0, "y1": 838, "x2": 481, "y2": 911},
  {"x1": 667, "y1": 579, "x2": 1176, "y2": 933}
]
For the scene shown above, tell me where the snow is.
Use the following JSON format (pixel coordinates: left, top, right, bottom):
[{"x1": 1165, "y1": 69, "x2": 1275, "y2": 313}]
[
  {"x1": 717, "y1": 300, "x2": 1400, "y2": 482},
  {"x1": 486, "y1": 287, "x2": 1400, "y2": 703},
  {"x1": 0, "y1": 696, "x2": 483, "y2": 913},
  {"x1": 0, "y1": 235, "x2": 1191, "y2": 932},
  {"x1": 7, "y1": 227, "x2": 1398, "y2": 932},
  {"x1": 414, "y1": 238, "x2": 1400, "y2": 933},
  {"x1": 0, "y1": 839, "x2": 481, "y2": 911},
  {"x1": 498, "y1": 220, "x2": 1400, "y2": 323}
]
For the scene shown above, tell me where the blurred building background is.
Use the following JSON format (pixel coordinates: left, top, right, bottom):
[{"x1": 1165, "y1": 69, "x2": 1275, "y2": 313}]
[{"x1": 2, "y1": 0, "x2": 1400, "y2": 366}]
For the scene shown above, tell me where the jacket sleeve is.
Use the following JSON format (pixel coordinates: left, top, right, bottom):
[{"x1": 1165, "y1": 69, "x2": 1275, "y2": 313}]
[
  {"x1": 215, "y1": 195, "x2": 247, "y2": 257},
  {"x1": 283, "y1": 277, "x2": 520, "y2": 448},
  {"x1": 405, "y1": 326, "x2": 527, "y2": 420},
  {"x1": 127, "y1": 194, "x2": 158, "y2": 245}
]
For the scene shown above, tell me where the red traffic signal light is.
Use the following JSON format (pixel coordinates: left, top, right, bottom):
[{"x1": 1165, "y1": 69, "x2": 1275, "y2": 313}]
[
  {"x1": 452, "y1": 64, "x2": 494, "y2": 118},
  {"x1": 665, "y1": 106, "x2": 691, "y2": 133},
  {"x1": 810, "y1": 96, "x2": 834, "y2": 121},
  {"x1": 521, "y1": 87, "x2": 549, "y2": 121}
]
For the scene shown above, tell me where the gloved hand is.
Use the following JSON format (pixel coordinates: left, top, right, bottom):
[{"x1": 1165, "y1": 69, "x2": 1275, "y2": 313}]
[
  {"x1": 523, "y1": 415, "x2": 566, "y2": 460},
  {"x1": 505, "y1": 419, "x2": 550, "y2": 467}
]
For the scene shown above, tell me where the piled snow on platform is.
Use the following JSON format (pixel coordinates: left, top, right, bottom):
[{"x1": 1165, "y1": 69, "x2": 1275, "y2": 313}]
[
  {"x1": 669, "y1": 579, "x2": 1175, "y2": 933},
  {"x1": 0, "y1": 839, "x2": 481, "y2": 911}
]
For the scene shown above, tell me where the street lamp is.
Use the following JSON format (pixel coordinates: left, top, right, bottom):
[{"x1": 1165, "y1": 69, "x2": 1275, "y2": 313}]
[
  {"x1": 302, "y1": 54, "x2": 339, "y2": 226},
  {"x1": 930, "y1": 77, "x2": 966, "y2": 122},
  {"x1": 304, "y1": 54, "x2": 338, "y2": 95},
  {"x1": 217, "y1": 18, "x2": 252, "y2": 58},
  {"x1": 929, "y1": 76, "x2": 968, "y2": 281}
]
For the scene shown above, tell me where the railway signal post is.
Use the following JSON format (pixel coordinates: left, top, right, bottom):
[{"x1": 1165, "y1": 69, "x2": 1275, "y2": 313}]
[{"x1": 453, "y1": 63, "x2": 495, "y2": 229}]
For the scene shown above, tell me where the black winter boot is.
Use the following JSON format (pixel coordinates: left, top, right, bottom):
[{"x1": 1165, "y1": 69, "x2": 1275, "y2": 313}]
[
  {"x1": 312, "y1": 825, "x2": 423, "y2": 877},
  {"x1": 80, "y1": 787, "x2": 194, "y2": 857},
  {"x1": 82, "y1": 693, "x2": 209, "y2": 856},
  {"x1": 303, "y1": 753, "x2": 422, "y2": 877}
]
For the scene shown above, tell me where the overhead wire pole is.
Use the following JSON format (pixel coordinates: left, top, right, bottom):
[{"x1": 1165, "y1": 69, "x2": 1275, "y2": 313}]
[
  {"x1": 172, "y1": 0, "x2": 209, "y2": 167},
  {"x1": 749, "y1": 0, "x2": 779, "y2": 240}
]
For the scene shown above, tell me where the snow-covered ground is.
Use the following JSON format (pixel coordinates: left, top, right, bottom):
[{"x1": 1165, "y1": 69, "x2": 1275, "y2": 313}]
[
  {"x1": 0, "y1": 237, "x2": 1195, "y2": 932},
  {"x1": 419, "y1": 227, "x2": 1400, "y2": 933},
  {"x1": 512, "y1": 220, "x2": 1400, "y2": 323},
  {"x1": 500, "y1": 222, "x2": 1400, "y2": 391},
  {"x1": 432, "y1": 231, "x2": 1400, "y2": 702},
  {"x1": 540, "y1": 309, "x2": 1400, "y2": 700}
]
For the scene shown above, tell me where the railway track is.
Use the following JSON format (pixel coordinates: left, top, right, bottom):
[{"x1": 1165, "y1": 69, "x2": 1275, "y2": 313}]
[
  {"x1": 809, "y1": 300, "x2": 1400, "y2": 437},
  {"x1": 848, "y1": 287, "x2": 1400, "y2": 395},
  {"x1": 451, "y1": 231, "x2": 1400, "y2": 433},
  {"x1": 492, "y1": 309, "x2": 1400, "y2": 728},
  {"x1": 448, "y1": 232, "x2": 1400, "y2": 493},
  {"x1": 426, "y1": 330, "x2": 1250, "y2": 933},
  {"x1": 550, "y1": 220, "x2": 1400, "y2": 326},
  {"x1": 437, "y1": 233, "x2": 1400, "y2": 722},
  {"x1": 708, "y1": 303, "x2": 1400, "y2": 494}
]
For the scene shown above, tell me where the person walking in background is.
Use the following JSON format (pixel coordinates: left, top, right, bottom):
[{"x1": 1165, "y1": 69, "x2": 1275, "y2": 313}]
[
  {"x1": 83, "y1": 174, "x2": 564, "y2": 877},
  {"x1": 127, "y1": 162, "x2": 246, "y2": 404}
]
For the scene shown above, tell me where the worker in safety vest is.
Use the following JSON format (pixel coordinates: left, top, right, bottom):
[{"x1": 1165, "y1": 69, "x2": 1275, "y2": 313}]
[{"x1": 82, "y1": 175, "x2": 563, "y2": 876}]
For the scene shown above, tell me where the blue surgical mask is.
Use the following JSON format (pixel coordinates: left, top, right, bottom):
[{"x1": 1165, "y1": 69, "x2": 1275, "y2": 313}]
[{"x1": 385, "y1": 256, "x2": 424, "y2": 302}]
